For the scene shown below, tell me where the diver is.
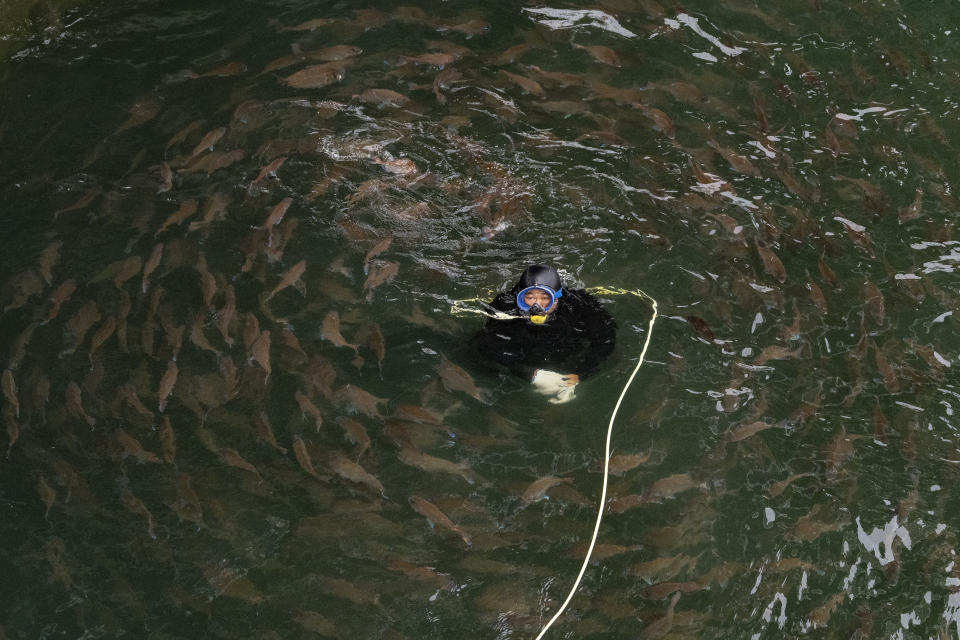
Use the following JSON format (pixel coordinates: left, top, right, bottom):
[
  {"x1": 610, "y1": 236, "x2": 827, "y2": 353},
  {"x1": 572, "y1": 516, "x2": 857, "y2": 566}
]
[{"x1": 472, "y1": 264, "x2": 616, "y2": 403}]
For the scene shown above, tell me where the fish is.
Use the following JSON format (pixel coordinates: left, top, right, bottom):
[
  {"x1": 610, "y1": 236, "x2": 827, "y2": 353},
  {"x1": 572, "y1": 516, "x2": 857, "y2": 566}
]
[
  {"x1": 181, "y1": 149, "x2": 244, "y2": 175},
  {"x1": 438, "y1": 359, "x2": 489, "y2": 403},
  {"x1": 36, "y1": 474, "x2": 57, "y2": 519},
  {"x1": 2, "y1": 370, "x2": 19, "y2": 418},
  {"x1": 87, "y1": 316, "x2": 116, "y2": 366},
  {"x1": 158, "y1": 161, "x2": 173, "y2": 193},
  {"x1": 63, "y1": 300, "x2": 101, "y2": 354},
  {"x1": 336, "y1": 416, "x2": 371, "y2": 457},
  {"x1": 303, "y1": 356, "x2": 337, "y2": 399},
  {"x1": 65, "y1": 381, "x2": 96, "y2": 426},
  {"x1": 308, "y1": 44, "x2": 362, "y2": 61},
  {"x1": 873, "y1": 402, "x2": 888, "y2": 443},
  {"x1": 53, "y1": 187, "x2": 99, "y2": 219},
  {"x1": 644, "y1": 473, "x2": 701, "y2": 503},
  {"x1": 266, "y1": 259, "x2": 306, "y2": 300},
  {"x1": 36, "y1": 240, "x2": 62, "y2": 285},
  {"x1": 5, "y1": 409, "x2": 20, "y2": 456},
  {"x1": 292, "y1": 436, "x2": 325, "y2": 481},
  {"x1": 282, "y1": 64, "x2": 345, "y2": 89},
  {"x1": 708, "y1": 139, "x2": 759, "y2": 176},
  {"x1": 7, "y1": 322, "x2": 37, "y2": 371},
  {"x1": 254, "y1": 412, "x2": 287, "y2": 454},
  {"x1": 115, "y1": 428, "x2": 161, "y2": 464},
  {"x1": 278, "y1": 326, "x2": 308, "y2": 360},
  {"x1": 195, "y1": 61, "x2": 246, "y2": 78},
  {"x1": 807, "y1": 281, "x2": 828, "y2": 313},
  {"x1": 159, "y1": 415, "x2": 176, "y2": 463},
  {"x1": 386, "y1": 557, "x2": 455, "y2": 590},
  {"x1": 433, "y1": 67, "x2": 463, "y2": 104},
  {"x1": 355, "y1": 322, "x2": 385, "y2": 373},
  {"x1": 261, "y1": 197, "x2": 292, "y2": 231},
  {"x1": 754, "y1": 345, "x2": 803, "y2": 364},
  {"x1": 119, "y1": 383, "x2": 153, "y2": 418},
  {"x1": 189, "y1": 127, "x2": 227, "y2": 159},
  {"x1": 335, "y1": 384, "x2": 386, "y2": 420},
  {"x1": 196, "y1": 255, "x2": 217, "y2": 307},
  {"x1": 639, "y1": 591, "x2": 681, "y2": 639},
  {"x1": 188, "y1": 316, "x2": 220, "y2": 356},
  {"x1": 353, "y1": 89, "x2": 410, "y2": 107},
  {"x1": 437, "y1": 18, "x2": 489, "y2": 35},
  {"x1": 686, "y1": 316, "x2": 716, "y2": 341},
  {"x1": 520, "y1": 476, "x2": 572, "y2": 505},
  {"x1": 592, "y1": 452, "x2": 652, "y2": 475},
  {"x1": 158, "y1": 360, "x2": 178, "y2": 412},
  {"x1": 572, "y1": 42, "x2": 621, "y2": 66},
  {"x1": 498, "y1": 69, "x2": 545, "y2": 97},
  {"x1": 863, "y1": 281, "x2": 884, "y2": 326},
  {"x1": 219, "y1": 354, "x2": 239, "y2": 396},
  {"x1": 142, "y1": 243, "x2": 163, "y2": 293},
  {"x1": 329, "y1": 452, "x2": 384, "y2": 495},
  {"x1": 836, "y1": 217, "x2": 873, "y2": 254},
  {"x1": 726, "y1": 421, "x2": 778, "y2": 442},
  {"x1": 250, "y1": 330, "x2": 272, "y2": 378},
  {"x1": 242, "y1": 313, "x2": 261, "y2": 352},
  {"x1": 398, "y1": 52, "x2": 458, "y2": 67},
  {"x1": 295, "y1": 391, "x2": 324, "y2": 432},
  {"x1": 248, "y1": 156, "x2": 286, "y2": 192},
  {"x1": 408, "y1": 495, "x2": 471, "y2": 545},
  {"x1": 2, "y1": 270, "x2": 45, "y2": 314},
  {"x1": 373, "y1": 157, "x2": 418, "y2": 175},
  {"x1": 874, "y1": 343, "x2": 899, "y2": 393},
  {"x1": 494, "y1": 43, "x2": 534, "y2": 65},
  {"x1": 634, "y1": 103, "x2": 675, "y2": 138},
  {"x1": 362, "y1": 261, "x2": 400, "y2": 300},
  {"x1": 278, "y1": 17, "x2": 333, "y2": 31},
  {"x1": 755, "y1": 238, "x2": 786, "y2": 283},
  {"x1": 114, "y1": 98, "x2": 162, "y2": 135},
  {"x1": 119, "y1": 486, "x2": 156, "y2": 539},
  {"x1": 190, "y1": 191, "x2": 232, "y2": 231},
  {"x1": 161, "y1": 319, "x2": 186, "y2": 359},
  {"x1": 899, "y1": 188, "x2": 923, "y2": 223},
  {"x1": 397, "y1": 446, "x2": 479, "y2": 485},
  {"x1": 217, "y1": 285, "x2": 236, "y2": 346},
  {"x1": 155, "y1": 200, "x2": 199, "y2": 236},
  {"x1": 293, "y1": 611, "x2": 339, "y2": 636},
  {"x1": 321, "y1": 311, "x2": 359, "y2": 351},
  {"x1": 788, "y1": 503, "x2": 848, "y2": 541},
  {"x1": 41, "y1": 279, "x2": 77, "y2": 324},
  {"x1": 393, "y1": 404, "x2": 442, "y2": 426},
  {"x1": 220, "y1": 448, "x2": 260, "y2": 477}
]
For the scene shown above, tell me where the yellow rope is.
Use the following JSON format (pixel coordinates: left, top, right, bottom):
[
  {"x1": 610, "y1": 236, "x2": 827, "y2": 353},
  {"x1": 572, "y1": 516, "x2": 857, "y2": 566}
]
[{"x1": 534, "y1": 287, "x2": 658, "y2": 639}]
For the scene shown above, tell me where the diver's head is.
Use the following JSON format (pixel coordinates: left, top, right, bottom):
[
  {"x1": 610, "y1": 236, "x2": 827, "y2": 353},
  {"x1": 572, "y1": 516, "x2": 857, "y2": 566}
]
[{"x1": 515, "y1": 264, "x2": 563, "y2": 324}]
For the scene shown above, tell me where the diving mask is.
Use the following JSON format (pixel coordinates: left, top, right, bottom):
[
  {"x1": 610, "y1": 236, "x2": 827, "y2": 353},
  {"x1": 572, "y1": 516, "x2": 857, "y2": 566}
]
[{"x1": 517, "y1": 285, "x2": 562, "y2": 323}]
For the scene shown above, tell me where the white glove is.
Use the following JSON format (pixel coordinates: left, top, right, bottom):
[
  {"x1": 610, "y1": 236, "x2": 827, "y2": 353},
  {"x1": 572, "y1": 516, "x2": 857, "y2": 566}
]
[
  {"x1": 550, "y1": 384, "x2": 577, "y2": 404},
  {"x1": 531, "y1": 370, "x2": 579, "y2": 404}
]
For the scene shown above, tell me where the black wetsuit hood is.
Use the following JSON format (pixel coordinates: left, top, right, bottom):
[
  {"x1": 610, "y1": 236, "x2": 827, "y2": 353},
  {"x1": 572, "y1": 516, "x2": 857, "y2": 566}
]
[{"x1": 512, "y1": 264, "x2": 563, "y2": 295}]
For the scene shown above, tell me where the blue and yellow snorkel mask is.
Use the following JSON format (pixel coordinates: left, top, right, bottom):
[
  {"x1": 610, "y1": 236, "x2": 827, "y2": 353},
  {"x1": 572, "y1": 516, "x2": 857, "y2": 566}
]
[{"x1": 517, "y1": 285, "x2": 562, "y2": 325}]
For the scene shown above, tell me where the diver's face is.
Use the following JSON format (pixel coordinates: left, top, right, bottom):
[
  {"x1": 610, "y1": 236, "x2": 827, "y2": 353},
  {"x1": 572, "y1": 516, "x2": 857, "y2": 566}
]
[{"x1": 523, "y1": 289, "x2": 554, "y2": 313}]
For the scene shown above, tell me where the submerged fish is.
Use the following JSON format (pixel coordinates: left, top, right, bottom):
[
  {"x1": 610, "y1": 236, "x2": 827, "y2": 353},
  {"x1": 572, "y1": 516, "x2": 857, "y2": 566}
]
[
  {"x1": 438, "y1": 359, "x2": 490, "y2": 403},
  {"x1": 321, "y1": 311, "x2": 358, "y2": 351},
  {"x1": 409, "y1": 495, "x2": 471, "y2": 546},
  {"x1": 329, "y1": 452, "x2": 385, "y2": 495},
  {"x1": 158, "y1": 360, "x2": 178, "y2": 412},
  {"x1": 266, "y1": 260, "x2": 306, "y2": 300}
]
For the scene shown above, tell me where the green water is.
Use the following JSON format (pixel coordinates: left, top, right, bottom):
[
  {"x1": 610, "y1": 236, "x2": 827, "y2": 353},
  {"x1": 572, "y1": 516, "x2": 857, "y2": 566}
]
[{"x1": 2, "y1": 0, "x2": 960, "y2": 638}]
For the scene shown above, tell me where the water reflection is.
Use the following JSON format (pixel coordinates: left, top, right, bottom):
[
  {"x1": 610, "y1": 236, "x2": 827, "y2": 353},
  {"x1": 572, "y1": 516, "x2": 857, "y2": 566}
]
[{"x1": 3, "y1": 0, "x2": 960, "y2": 637}]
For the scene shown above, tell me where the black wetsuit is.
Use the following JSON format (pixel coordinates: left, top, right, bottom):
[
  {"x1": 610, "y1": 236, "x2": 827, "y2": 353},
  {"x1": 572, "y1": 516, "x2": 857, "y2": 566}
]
[{"x1": 472, "y1": 288, "x2": 616, "y2": 380}]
